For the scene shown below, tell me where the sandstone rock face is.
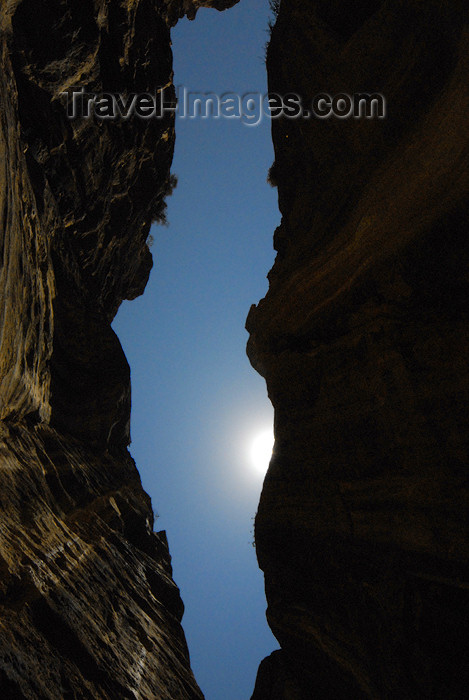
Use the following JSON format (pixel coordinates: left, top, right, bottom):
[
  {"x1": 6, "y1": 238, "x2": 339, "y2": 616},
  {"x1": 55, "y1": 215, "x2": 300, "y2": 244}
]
[
  {"x1": 163, "y1": 0, "x2": 240, "y2": 26},
  {"x1": 0, "y1": 422, "x2": 200, "y2": 699},
  {"x1": 0, "y1": 0, "x2": 232, "y2": 697},
  {"x1": 248, "y1": 1, "x2": 469, "y2": 698}
]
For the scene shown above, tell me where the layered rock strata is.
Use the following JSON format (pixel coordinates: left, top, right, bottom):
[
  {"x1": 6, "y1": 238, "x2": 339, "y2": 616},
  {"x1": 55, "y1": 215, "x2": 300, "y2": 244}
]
[
  {"x1": 0, "y1": 0, "x2": 234, "y2": 697},
  {"x1": 248, "y1": 1, "x2": 469, "y2": 698}
]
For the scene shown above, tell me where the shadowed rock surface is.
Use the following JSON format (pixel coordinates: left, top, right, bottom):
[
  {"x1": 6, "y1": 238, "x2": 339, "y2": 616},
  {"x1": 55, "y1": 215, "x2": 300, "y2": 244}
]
[
  {"x1": 248, "y1": 1, "x2": 469, "y2": 698},
  {"x1": 0, "y1": 0, "x2": 235, "y2": 697}
]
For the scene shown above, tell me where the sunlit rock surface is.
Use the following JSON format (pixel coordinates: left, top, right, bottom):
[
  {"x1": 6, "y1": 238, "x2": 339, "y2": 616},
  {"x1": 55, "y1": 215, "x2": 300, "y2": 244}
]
[
  {"x1": 248, "y1": 1, "x2": 469, "y2": 698},
  {"x1": 0, "y1": 422, "x2": 199, "y2": 698},
  {"x1": 0, "y1": 0, "x2": 231, "y2": 697}
]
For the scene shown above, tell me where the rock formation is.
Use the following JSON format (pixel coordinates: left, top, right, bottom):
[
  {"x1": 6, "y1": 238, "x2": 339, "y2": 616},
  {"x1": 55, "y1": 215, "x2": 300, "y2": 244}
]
[
  {"x1": 248, "y1": 1, "x2": 469, "y2": 698},
  {"x1": 2, "y1": 0, "x2": 468, "y2": 697},
  {"x1": 0, "y1": 0, "x2": 235, "y2": 697}
]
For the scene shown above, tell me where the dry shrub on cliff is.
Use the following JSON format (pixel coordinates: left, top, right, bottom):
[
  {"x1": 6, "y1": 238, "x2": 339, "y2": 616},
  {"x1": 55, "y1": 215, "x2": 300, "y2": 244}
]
[
  {"x1": 150, "y1": 173, "x2": 178, "y2": 226},
  {"x1": 265, "y1": 0, "x2": 281, "y2": 61},
  {"x1": 269, "y1": 0, "x2": 280, "y2": 21}
]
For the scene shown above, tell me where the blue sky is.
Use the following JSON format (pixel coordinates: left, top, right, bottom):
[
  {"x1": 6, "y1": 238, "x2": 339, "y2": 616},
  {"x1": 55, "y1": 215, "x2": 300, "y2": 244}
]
[{"x1": 113, "y1": 2, "x2": 279, "y2": 697}]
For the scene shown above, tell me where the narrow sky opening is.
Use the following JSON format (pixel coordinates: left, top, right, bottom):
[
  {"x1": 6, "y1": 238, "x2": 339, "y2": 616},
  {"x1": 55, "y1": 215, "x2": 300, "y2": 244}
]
[{"x1": 113, "y1": 2, "x2": 280, "y2": 698}]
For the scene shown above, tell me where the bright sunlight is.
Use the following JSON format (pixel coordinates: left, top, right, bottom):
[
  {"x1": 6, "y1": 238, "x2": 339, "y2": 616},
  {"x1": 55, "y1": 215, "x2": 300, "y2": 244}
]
[{"x1": 250, "y1": 428, "x2": 274, "y2": 475}]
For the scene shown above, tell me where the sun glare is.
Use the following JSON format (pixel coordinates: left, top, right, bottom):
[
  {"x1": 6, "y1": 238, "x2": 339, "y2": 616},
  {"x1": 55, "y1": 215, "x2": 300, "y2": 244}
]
[{"x1": 250, "y1": 428, "x2": 274, "y2": 475}]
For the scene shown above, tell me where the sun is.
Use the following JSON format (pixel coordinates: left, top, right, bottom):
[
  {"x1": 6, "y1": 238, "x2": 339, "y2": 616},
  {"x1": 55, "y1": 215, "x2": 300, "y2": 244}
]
[{"x1": 250, "y1": 428, "x2": 274, "y2": 475}]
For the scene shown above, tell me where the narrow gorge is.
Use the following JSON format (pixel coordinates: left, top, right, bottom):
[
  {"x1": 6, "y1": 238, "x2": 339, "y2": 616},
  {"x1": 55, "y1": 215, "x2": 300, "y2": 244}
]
[{"x1": 1, "y1": 1, "x2": 468, "y2": 699}]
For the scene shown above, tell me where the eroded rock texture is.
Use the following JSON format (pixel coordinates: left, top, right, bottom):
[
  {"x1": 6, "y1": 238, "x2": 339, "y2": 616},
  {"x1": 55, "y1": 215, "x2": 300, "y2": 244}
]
[
  {"x1": 248, "y1": 1, "x2": 469, "y2": 698},
  {"x1": 0, "y1": 0, "x2": 231, "y2": 697}
]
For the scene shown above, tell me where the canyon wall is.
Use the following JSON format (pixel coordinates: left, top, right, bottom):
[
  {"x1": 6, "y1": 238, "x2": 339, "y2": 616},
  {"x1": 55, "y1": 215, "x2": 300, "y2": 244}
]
[
  {"x1": 2, "y1": 0, "x2": 468, "y2": 698},
  {"x1": 248, "y1": 1, "x2": 469, "y2": 698},
  {"x1": 0, "y1": 0, "x2": 235, "y2": 697}
]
